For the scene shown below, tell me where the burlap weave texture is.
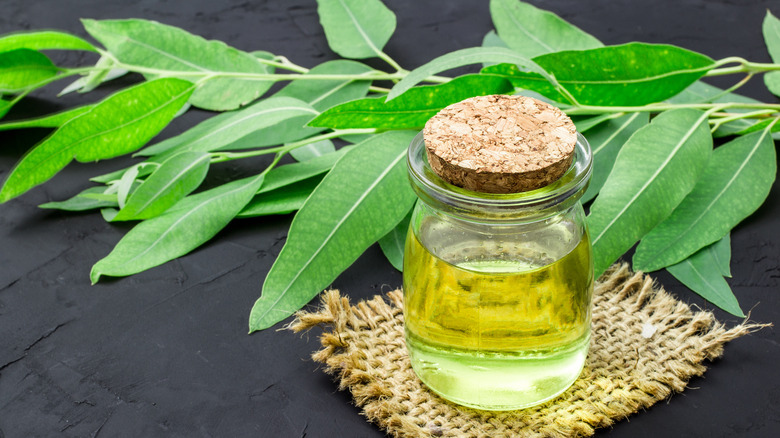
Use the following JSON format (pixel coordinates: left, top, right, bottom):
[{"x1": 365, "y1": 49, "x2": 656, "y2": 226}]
[{"x1": 291, "y1": 264, "x2": 765, "y2": 437}]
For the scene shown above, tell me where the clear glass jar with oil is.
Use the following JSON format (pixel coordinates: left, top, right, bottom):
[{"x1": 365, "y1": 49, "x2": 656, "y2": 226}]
[{"x1": 403, "y1": 131, "x2": 594, "y2": 411}]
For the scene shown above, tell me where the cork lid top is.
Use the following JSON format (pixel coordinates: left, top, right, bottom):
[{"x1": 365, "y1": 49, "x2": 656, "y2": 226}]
[{"x1": 423, "y1": 94, "x2": 577, "y2": 194}]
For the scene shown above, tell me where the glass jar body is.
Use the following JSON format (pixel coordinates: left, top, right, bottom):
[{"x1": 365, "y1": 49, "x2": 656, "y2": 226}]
[{"x1": 403, "y1": 132, "x2": 594, "y2": 411}]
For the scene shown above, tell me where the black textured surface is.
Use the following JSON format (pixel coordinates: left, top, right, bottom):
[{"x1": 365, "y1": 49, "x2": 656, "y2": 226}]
[{"x1": 1, "y1": 1, "x2": 778, "y2": 437}]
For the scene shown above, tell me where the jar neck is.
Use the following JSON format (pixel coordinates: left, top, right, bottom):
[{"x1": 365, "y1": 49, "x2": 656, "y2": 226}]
[{"x1": 407, "y1": 131, "x2": 592, "y2": 223}]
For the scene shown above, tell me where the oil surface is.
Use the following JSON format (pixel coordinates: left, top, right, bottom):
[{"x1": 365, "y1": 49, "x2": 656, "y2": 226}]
[{"x1": 403, "y1": 225, "x2": 593, "y2": 410}]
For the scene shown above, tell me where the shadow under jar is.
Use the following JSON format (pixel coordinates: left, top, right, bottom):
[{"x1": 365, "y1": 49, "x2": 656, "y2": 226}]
[{"x1": 403, "y1": 131, "x2": 594, "y2": 411}]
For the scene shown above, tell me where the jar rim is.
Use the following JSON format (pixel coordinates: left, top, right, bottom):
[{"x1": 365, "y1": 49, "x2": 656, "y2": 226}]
[{"x1": 407, "y1": 130, "x2": 592, "y2": 215}]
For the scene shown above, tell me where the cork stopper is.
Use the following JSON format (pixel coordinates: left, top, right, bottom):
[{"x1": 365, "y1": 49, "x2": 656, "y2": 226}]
[{"x1": 423, "y1": 95, "x2": 577, "y2": 194}]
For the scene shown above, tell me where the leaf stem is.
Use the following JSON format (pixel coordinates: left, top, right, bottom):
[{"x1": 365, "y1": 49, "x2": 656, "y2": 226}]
[
  {"x1": 255, "y1": 55, "x2": 310, "y2": 73},
  {"x1": 112, "y1": 60, "x2": 407, "y2": 82},
  {"x1": 209, "y1": 128, "x2": 376, "y2": 163},
  {"x1": 706, "y1": 57, "x2": 780, "y2": 76},
  {"x1": 709, "y1": 109, "x2": 778, "y2": 132},
  {"x1": 565, "y1": 101, "x2": 780, "y2": 116},
  {"x1": 377, "y1": 50, "x2": 405, "y2": 74}
]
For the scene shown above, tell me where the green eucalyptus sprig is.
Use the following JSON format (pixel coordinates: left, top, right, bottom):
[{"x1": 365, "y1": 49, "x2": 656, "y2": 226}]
[{"x1": 1, "y1": 0, "x2": 778, "y2": 331}]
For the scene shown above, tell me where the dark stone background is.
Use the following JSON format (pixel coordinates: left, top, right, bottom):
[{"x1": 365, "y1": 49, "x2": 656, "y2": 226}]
[{"x1": 1, "y1": 1, "x2": 778, "y2": 437}]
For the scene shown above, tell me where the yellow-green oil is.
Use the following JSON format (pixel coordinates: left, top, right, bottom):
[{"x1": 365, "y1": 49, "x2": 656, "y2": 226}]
[{"x1": 403, "y1": 227, "x2": 593, "y2": 410}]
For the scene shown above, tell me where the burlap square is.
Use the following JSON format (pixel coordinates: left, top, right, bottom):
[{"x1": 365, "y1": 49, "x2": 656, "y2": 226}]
[{"x1": 290, "y1": 264, "x2": 766, "y2": 437}]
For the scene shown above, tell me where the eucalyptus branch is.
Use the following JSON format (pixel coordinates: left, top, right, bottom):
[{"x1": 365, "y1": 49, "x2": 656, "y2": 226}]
[
  {"x1": 255, "y1": 56, "x2": 309, "y2": 73},
  {"x1": 706, "y1": 56, "x2": 780, "y2": 76},
  {"x1": 565, "y1": 101, "x2": 780, "y2": 116},
  {"x1": 709, "y1": 109, "x2": 778, "y2": 132},
  {"x1": 209, "y1": 128, "x2": 376, "y2": 163}
]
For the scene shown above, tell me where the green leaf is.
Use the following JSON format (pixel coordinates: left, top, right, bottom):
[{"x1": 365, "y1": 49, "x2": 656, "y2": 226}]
[
  {"x1": 316, "y1": 0, "x2": 396, "y2": 59},
  {"x1": 765, "y1": 71, "x2": 780, "y2": 97},
  {"x1": 0, "y1": 30, "x2": 97, "y2": 52},
  {"x1": 39, "y1": 186, "x2": 118, "y2": 211},
  {"x1": 115, "y1": 162, "x2": 142, "y2": 208},
  {"x1": 310, "y1": 74, "x2": 514, "y2": 129},
  {"x1": 587, "y1": 109, "x2": 712, "y2": 277},
  {"x1": 378, "y1": 206, "x2": 412, "y2": 271},
  {"x1": 0, "y1": 98, "x2": 11, "y2": 118},
  {"x1": 0, "y1": 49, "x2": 60, "y2": 93},
  {"x1": 709, "y1": 232, "x2": 732, "y2": 278},
  {"x1": 581, "y1": 112, "x2": 649, "y2": 203},
  {"x1": 0, "y1": 104, "x2": 94, "y2": 131},
  {"x1": 138, "y1": 97, "x2": 318, "y2": 158},
  {"x1": 482, "y1": 30, "x2": 508, "y2": 49},
  {"x1": 387, "y1": 46, "x2": 547, "y2": 101},
  {"x1": 762, "y1": 11, "x2": 780, "y2": 62},
  {"x1": 82, "y1": 18, "x2": 273, "y2": 111},
  {"x1": 237, "y1": 176, "x2": 322, "y2": 218},
  {"x1": 490, "y1": 0, "x2": 602, "y2": 58},
  {"x1": 249, "y1": 131, "x2": 417, "y2": 331},
  {"x1": 289, "y1": 139, "x2": 335, "y2": 162},
  {"x1": 666, "y1": 238, "x2": 744, "y2": 317},
  {"x1": 633, "y1": 128, "x2": 776, "y2": 271},
  {"x1": 516, "y1": 43, "x2": 715, "y2": 106},
  {"x1": 90, "y1": 173, "x2": 265, "y2": 283},
  {"x1": 111, "y1": 151, "x2": 210, "y2": 221},
  {"x1": 0, "y1": 78, "x2": 194, "y2": 203},
  {"x1": 275, "y1": 60, "x2": 373, "y2": 111},
  {"x1": 572, "y1": 113, "x2": 622, "y2": 133},
  {"x1": 259, "y1": 146, "x2": 352, "y2": 194}
]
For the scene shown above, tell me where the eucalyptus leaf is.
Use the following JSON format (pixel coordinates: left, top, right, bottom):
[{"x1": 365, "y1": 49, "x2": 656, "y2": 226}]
[
  {"x1": 0, "y1": 98, "x2": 11, "y2": 118},
  {"x1": 490, "y1": 0, "x2": 602, "y2": 58},
  {"x1": 82, "y1": 18, "x2": 274, "y2": 111},
  {"x1": 572, "y1": 113, "x2": 622, "y2": 133},
  {"x1": 81, "y1": 192, "x2": 121, "y2": 202},
  {"x1": 237, "y1": 176, "x2": 322, "y2": 218},
  {"x1": 0, "y1": 30, "x2": 97, "y2": 52},
  {"x1": 482, "y1": 30, "x2": 508, "y2": 50},
  {"x1": 339, "y1": 132, "x2": 374, "y2": 144},
  {"x1": 710, "y1": 232, "x2": 732, "y2": 278},
  {"x1": 581, "y1": 112, "x2": 649, "y2": 203},
  {"x1": 138, "y1": 96, "x2": 318, "y2": 158},
  {"x1": 316, "y1": 0, "x2": 396, "y2": 59},
  {"x1": 763, "y1": 12, "x2": 780, "y2": 95},
  {"x1": 633, "y1": 128, "x2": 776, "y2": 272},
  {"x1": 763, "y1": 11, "x2": 780, "y2": 61},
  {"x1": 90, "y1": 173, "x2": 265, "y2": 283},
  {"x1": 387, "y1": 46, "x2": 549, "y2": 101},
  {"x1": 289, "y1": 140, "x2": 335, "y2": 162},
  {"x1": 0, "y1": 104, "x2": 94, "y2": 131},
  {"x1": 514, "y1": 43, "x2": 715, "y2": 106},
  {"x1": 587, "y1": 109, "x2": 712, "y2": 277},
  {"x1": 39, "y1": 186, "x2": 118, "y2": 211},
  {"x1": 249, "y1": 131, "x2": 417, "y2": 331},
  {"x1": 100, "y1": 207, "x2": 119, "y2": 222},
  {"x1": 666, "y1": 238, "x2": 744, "y2": 317},
  {"x1": 0, "y1": 48, "x2": 60, "y2": 93},
  {"x1": 112, "y1": 151, "x2": 210, "y2": 221},
  {"x1": 310, "y1": 74, "x2": 513, "y2": 129},
  {"x1": 276, "y1": 59, "x2": 373, "y2": 111},
  {"x1": 765, "y1": 72, "x2": 780, "y2": 97},
  {"x1": 115, "y1": 163, "x2": 141, "y2": 208},
  {"x1": 378, "y1": 206, "x2": 412, "y2": 271},
  {"x1": 0, "y1": 78, "x2": 194, "y2": 203}
]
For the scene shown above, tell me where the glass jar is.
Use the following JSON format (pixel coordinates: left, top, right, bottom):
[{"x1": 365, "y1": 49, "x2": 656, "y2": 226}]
[{"x1": 403, "y1": 131, "x2": 594, "y2": 411}]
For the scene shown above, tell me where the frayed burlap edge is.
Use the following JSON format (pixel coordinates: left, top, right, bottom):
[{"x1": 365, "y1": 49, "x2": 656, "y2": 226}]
[{"x1": 290, "y1": 264, "x2": 769, "y2": 438}]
